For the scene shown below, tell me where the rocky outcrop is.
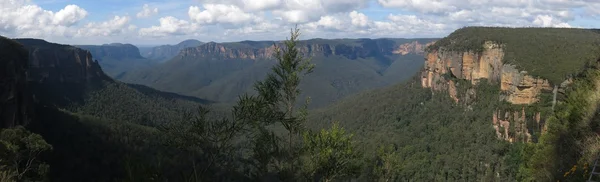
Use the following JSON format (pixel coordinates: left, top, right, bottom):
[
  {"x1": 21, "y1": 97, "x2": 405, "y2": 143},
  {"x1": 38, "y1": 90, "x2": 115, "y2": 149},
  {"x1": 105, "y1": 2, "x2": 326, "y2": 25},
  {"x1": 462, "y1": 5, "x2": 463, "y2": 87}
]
[
  {"x1": 0, "y1": 37, "x2": 32, "y2": 128},
  {"x1": 422, "y1": 41, "x2": 552, "y2": 105},
  {"x1": 492, "y1": 108, "x2": 544, "y2": 143},
  {"x1": 393, "y1": 41, "x2": 436, "y2": 55},
  {"x1": 179, "y1": 39, "x2": 437, "y2": 60},
  {"x1": 77, "y1": 43, "x2": 144, "y2": 60},
  {"x1": 16, "y1": 39, "x2": 108, "y2": 84}
]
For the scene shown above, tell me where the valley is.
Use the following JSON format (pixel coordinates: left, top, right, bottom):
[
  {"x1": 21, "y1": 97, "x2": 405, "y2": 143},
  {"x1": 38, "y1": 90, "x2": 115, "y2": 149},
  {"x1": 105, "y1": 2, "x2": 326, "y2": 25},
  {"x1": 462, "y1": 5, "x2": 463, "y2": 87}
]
[{"x1": 2, "y1": 23, "x2": 600, "y2": 182}]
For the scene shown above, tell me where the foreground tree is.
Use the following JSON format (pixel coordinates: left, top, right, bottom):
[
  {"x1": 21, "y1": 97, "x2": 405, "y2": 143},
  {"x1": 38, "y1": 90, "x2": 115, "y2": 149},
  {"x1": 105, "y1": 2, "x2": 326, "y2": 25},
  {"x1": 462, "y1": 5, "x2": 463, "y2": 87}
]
[
  {"x1": 234, "y1": 25, "x2": 315, "y2": 179},
  {"x1": 301, "y1": 122, "x2": 362, "y2": 181},
  {"x1": 0, "y1": 126, "x2": 52, "y2": 181}
]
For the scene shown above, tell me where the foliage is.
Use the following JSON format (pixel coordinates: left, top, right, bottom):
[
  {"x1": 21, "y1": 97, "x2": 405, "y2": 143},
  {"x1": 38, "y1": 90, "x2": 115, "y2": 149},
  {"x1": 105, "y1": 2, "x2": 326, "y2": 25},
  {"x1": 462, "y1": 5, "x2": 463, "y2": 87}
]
[
  {"x1": 309, "y1": 76, "x2": 517, "y2": 181},
  {"x1": 427, "y1": 27, "x2": 600, "y2": 84},
  {"x1": 373, "y1": 144, "x2": 402, "y2": 182},
  {"x1": 301, "y1": 122, "x2": 362, "y2": 181},
  {"x1": 0, "y1": 126, "x2": 52, "y2": 181},
  {"x1": 522, "y1": 67, "x2": 600, "y2": 181}
]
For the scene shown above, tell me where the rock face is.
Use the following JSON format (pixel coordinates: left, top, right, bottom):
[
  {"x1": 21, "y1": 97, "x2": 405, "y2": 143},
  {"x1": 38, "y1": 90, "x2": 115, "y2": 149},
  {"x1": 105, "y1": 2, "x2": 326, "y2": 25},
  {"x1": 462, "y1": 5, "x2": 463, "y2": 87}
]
[
  {"x1": 393, "y1": 41, "x2": 436, "y2": 55},
  {"x1": 16, "y1": 39, "x2": 108, "y2": 84},
  {"x1": 492, "y1": 108, "x2": 541, "y2": 143},
  {"x1": 421, "y1": 41, "x2": 552, "y2": 105},
  {"x1": 0, "y1": 37, "x2": 32, "y2": 128},
  {"x1": 77, "y1": 43, "x2": 144, "y2": 60},
  {"x1": 142, "y1": 39, "x2": 204, "y2": 62},
  {"x1": 422, "y1": 41, "x2": 559, "y2": 143},
  {"x1": 179, "y1": 39, "x2": 436, "y2": 60}
]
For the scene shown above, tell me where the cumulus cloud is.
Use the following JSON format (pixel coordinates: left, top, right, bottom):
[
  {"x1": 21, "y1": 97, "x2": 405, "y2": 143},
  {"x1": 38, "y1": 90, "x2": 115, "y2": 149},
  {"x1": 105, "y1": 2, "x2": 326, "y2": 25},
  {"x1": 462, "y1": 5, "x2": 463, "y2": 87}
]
[
  {"x1": 139, "y1": 16, "x2": 200, "y2": 37},
  {"x1": 188, "y1": 4, "x2": 259, "y2": 25},
  {"x1": 77, "y1": 16, "x2": 135, "y2": 37},
  {"x1": 137, "y1": 4, "x2": 159, "y2": 18},
  {"x1": 53, "y1": 5, "x2": 89, "y2": 26},
  {"x1": 272, "y1": 0, "x2": 369, "y2": 23},
  {"x1": 241, "y1": 0, "x2": 281, "y2": 11},
  {"x1": 3, "y1": 0, "x2": 600, "y2": 43},
  {"x1": 349, "y1": 11, "x2": 369, "y2": 27},
  {"x1": 375, "y1": 0, "x2": 600, "y2": 28},
  {"x1": 0, "y1": 0, "x2": 87, "y2": 37}
]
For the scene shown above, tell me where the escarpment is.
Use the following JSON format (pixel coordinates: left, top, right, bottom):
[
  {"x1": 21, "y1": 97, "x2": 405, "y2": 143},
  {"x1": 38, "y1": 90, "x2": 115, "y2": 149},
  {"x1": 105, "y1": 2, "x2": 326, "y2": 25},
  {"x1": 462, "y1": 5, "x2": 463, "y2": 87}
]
[
  {"x1": 422, "y1": 41, "x2": 554, "y2": 105},
  {"x1": 178, "y1": 39, "x2": 435, "y2": 60},
  {"x1": 422, "y1": 41, "x2": 564, "y2": 142},
  {"x1": 0, "y1": 37, "x2": 33, "y2": 128},
  {"x1": 16, "y1": 39, "x2": 108, "y2": 84}
]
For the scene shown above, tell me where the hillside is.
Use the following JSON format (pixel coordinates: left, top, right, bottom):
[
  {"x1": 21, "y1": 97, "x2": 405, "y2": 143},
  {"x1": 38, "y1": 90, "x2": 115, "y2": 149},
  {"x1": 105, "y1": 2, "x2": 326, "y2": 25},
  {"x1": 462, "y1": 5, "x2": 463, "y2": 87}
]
[
  {"x1": 121, "y1": 38, "x2": 437, "y2": 108},
  {"x1": 76, "y1": 43, "x2": 157, "y2": 78},
  {"x1": 3, "y1": 38, "x2": 225, "y2": 181},
  {"x1": 309, "y1": 27, "x2": 600, "y2": 181},
  {"x1": 140, "y1": 39, "x2": 204, "y2": 62}
]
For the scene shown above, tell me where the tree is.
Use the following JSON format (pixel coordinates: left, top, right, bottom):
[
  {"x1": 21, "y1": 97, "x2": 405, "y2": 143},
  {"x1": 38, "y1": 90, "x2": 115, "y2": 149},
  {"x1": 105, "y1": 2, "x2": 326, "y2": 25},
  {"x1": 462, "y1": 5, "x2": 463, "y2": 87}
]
[
  {"x1": 301, "y1": 122, "x2": 361, "y2": 181},
  {"x1": 373, "y1": 144, "x2": 402, "y2": 182},
  {"x1": 232, "y1": 25, "x2": 314, "y2": 179},
  {"x1": 0, "y1": 126, "x2": 52, "y2": 181},
  {"x1": 254, "y1": 24, "x2": 315, "y2": 147}
]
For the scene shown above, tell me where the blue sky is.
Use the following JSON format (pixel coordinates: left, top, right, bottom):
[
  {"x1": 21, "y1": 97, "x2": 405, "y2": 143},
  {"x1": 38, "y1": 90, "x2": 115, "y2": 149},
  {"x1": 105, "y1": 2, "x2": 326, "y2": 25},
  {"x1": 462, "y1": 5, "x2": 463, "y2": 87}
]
[{"x1": 1, "y1": 0, "x2": 599, "y2": 45}]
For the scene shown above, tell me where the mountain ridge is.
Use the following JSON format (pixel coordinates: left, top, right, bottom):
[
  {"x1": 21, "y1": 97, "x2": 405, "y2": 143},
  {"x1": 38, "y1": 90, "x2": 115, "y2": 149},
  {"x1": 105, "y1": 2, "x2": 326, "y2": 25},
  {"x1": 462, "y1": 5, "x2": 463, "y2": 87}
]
[{"x1": 121, "y1": 38, "x2": 438, "y2": 108}]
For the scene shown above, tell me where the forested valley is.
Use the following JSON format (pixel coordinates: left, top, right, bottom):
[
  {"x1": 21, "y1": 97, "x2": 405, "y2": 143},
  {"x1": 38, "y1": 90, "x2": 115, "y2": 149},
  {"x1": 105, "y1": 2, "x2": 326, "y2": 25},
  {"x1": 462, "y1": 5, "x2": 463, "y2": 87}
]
[{"x1": 2, "y1": 26, "x2": 600, "y2": 182}]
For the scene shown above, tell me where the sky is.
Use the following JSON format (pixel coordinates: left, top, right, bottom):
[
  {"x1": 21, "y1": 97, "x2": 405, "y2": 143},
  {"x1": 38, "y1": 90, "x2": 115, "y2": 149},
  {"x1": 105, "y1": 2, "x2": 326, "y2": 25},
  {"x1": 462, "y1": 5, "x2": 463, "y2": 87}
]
[{"x1": 1, "y1": 0, "x2": 599, "y2": 46}]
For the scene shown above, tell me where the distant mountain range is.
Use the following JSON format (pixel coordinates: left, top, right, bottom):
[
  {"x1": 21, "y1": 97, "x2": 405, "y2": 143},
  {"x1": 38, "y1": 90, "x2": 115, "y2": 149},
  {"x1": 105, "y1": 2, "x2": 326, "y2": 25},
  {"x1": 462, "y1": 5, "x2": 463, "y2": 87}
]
[
  {"x1": 139, "y1": 39, "x2": 204, "y2": 62},
  {"x1": 120, "y1": 38, "x2": 438, "y2": 108}
]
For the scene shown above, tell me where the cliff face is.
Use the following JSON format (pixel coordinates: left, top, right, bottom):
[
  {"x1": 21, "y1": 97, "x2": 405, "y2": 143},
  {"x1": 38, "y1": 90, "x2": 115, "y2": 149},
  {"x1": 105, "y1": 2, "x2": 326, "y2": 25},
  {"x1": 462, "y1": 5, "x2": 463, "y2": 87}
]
[
  {"x1": 422, "y1": 41, "x2": 553, "y2": 105},
  {"x1": 179, "y1": 39, "x2": 435, "y2": 60},
  {"x1": 77, "y1": 43, "x2": 144, "y2": 60},
  {"x1": 0, "y1": 37, "x2": 32, "y2": 128},
  {"x1": 393, "y1": 41, "x2": 436, "y2": 55},
  {"x1": 19, "y1": 41, "x2": 107, "y2": 84},
  {"x1": 422, "y1": 41, "x2": 561, "y2": 142}
]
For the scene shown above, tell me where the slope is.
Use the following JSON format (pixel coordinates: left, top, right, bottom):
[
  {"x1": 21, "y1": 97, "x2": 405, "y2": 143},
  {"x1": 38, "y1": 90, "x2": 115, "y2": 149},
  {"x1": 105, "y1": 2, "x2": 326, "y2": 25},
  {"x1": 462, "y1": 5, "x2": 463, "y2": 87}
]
[
  {"x1": 121, "y1": 38, "x2": 436, "y2": 108},
  {"x1": 309, "y1": 27, "x2": 600, "y2": 181},
  {"x1": 9, "y1": 38, "x2": 227, "y2": 181}
]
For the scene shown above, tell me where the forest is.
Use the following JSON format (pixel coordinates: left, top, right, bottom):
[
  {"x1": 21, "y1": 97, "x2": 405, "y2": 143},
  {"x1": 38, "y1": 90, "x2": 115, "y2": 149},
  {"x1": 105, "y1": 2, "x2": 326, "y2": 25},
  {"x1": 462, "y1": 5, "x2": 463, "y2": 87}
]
[{"x1": 2, "y1": 27, "x2": 600, "y2": 182}]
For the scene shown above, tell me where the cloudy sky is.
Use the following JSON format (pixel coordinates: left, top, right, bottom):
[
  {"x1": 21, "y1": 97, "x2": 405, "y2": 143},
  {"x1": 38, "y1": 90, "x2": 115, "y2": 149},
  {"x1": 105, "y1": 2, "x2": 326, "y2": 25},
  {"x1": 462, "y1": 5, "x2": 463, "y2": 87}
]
[{"x1": 1, "y1": 0, "x2": 599, "y2": 45}]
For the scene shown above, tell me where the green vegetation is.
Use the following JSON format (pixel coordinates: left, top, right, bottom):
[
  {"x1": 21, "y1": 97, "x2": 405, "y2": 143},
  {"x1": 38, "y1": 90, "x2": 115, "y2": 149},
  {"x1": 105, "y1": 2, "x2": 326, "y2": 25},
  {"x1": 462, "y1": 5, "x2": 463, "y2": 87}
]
[
  {"x1": 427, "y1": 27, "x2": 600, "y2": 84},
  {"x1": 0, "y1": 126, "x2": 52, "y2": 182},
  {"x1": 519, "y1": 66, "x2": 600, "y2": 181},
  {"x1": 7, "y1": 26, "x2": 600, "y2": 182}
]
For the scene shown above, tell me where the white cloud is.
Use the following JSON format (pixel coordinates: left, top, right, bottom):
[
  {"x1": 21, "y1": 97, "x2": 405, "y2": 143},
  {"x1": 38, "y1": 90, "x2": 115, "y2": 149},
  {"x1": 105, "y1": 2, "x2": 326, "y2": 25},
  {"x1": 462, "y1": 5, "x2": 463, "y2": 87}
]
[
  {"x1": 139, "y1": 16, "x2": 200, "y2": 37},
  {"x1": 53, "y1": 5, "x2": 88, "y2": 26},
  {"x1": 3, "y1": 0, "x2": 600, "y2": 44},
  {"x1": 349, "y1": 11, "x2": 368, "y2": 27},
  {"x1": 0, "y1": 0, "x2": 87, "y2": 38},
  {"x1": 533, "y1": 15, "x2": 571, "y2": 27},
  {"x1": 272, "y1": 0, "x2": 369, "y2": 23},
  {"x1": 188, "y1": 4, "x2": 259, "y2": 25},
  {"x1": 241, "y1": 0, "x2": 281, "y2": 11},
  {"x1": 77, "y1": 16, "x2": 134, "y2": 37},
  {"x1": 137, "y1": 4, "x2": 159, "y2": 18}
]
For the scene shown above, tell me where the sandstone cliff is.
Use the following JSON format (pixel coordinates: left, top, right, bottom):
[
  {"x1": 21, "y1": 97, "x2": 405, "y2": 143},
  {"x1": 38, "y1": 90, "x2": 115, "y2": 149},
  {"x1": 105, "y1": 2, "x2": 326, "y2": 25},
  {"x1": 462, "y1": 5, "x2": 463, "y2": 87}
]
[
  {"x1": 422, "y1": 41, "x2": 560, "y2": 142},
  {"x1": 0, "y1": 37, "x2": 32, "y2": 128},
  {"x1": 422, "y1": 41, "x2": 553, "y2": 105},
  {"x1": 16, "y1": 39, "x2": 108, "y2": 84},
  {"x1": 179, "y1": 39, "x2": 436, "y2": 60}
]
